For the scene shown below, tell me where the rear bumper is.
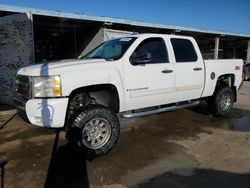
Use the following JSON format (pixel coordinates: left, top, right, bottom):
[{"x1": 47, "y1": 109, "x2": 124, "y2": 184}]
[
  {"x1": 14, "y1": 96, "x2": 69, "y2": 128},
  {"x1": 239, "y1": 80, "x2": 244, "y2": 90}
]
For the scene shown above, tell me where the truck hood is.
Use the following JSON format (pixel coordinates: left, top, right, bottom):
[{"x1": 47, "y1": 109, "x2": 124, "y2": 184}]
[{"x1": 17, "y1": 59, "x2": 107, "y2": 76}]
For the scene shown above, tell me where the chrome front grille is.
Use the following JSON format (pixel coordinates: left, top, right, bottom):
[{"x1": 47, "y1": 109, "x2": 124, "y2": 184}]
[{"x1": 15, "y1": 75, "x2": 32, "y2": 99}]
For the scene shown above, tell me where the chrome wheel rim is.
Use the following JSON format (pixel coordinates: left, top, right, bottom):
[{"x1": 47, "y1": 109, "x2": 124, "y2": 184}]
[
  {"x1": 82, "y1": 118, "x2": 111, "y2": 149},
  {"x1": 220, "y1": 93, "x2": 232, "y2": 111}
]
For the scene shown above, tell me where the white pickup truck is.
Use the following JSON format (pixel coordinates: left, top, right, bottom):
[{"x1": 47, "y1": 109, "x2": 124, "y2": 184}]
[{"x1": 14, "y1": 34, "x2": 243, "y2": 158}]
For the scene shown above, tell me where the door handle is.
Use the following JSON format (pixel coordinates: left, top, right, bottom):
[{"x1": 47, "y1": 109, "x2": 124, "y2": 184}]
[
  {"x1": 193, "y1": 67, "x2": 202, "y2": 71},
  {"x1": 161, "y1": 69, "x2": 173, "y2": 73}
]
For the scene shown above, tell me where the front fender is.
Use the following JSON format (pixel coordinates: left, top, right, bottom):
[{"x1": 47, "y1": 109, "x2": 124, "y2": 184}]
[{"x1": 60, "y1": 66, "x2": 126, "y2": 111}]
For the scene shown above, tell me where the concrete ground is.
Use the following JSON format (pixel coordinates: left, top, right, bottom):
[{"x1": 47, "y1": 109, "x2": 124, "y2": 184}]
[{"x1": 0, "y1": 82, "x2": 250, "y2": 188}]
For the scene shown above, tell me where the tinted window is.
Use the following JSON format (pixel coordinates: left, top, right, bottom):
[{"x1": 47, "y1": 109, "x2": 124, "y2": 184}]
[
  {"x1": 171, "y1": 38, "x2": 197, "y2": 62},
  {"x1": 131, "y1": 38, "x2": 168, "y2": 64}
]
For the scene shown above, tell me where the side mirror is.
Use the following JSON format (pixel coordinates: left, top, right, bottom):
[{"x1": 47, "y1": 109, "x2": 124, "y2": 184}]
[{"x1": 130, "y1": 51, "x2": 152, "y2": 65}]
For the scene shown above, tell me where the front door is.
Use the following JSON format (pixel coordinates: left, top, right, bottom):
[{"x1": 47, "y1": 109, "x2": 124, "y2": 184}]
[{"x1": 124, "y1": 37, "x2": 175, "y2": 110}]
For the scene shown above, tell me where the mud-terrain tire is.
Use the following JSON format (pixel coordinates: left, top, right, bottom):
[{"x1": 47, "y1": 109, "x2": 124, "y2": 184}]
[
  {"x1": 66, "y1": 105, "x2": 120, "y2": 158},
  {"x1": 207, "y1": 86, "x2": 234, "y2": 117}
]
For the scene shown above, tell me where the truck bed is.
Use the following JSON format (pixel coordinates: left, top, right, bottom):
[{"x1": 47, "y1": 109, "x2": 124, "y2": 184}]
[{"x1": 202, "y1": 59, "x2": 243, "y2": 97}]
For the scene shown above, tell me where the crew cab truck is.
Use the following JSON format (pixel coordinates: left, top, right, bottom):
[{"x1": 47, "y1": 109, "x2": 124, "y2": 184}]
[{"x1": 14, "y1": 34, "x2": 243, "y2": 158}]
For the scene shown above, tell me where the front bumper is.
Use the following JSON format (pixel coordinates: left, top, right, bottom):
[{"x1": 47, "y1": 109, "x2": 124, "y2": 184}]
[
  {"x1": 14, "y1": 96, "x2": 68, "y2": 128},
  {"x1": 14, "y1": 96, "x2": 30, "y2": 122}
]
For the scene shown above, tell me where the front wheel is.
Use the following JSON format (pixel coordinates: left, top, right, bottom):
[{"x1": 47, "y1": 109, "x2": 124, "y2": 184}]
[
  {"x1": 66, "y1": 105, "x2": 120, "y2": 158},
  {"x1": 207, "y1": 86, "x2": 234, "y2": 117}
]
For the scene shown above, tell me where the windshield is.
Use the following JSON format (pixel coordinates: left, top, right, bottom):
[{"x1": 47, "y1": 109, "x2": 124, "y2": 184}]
[{"x1": 82, "y1": 37, "x2": 136, "y2": 61}]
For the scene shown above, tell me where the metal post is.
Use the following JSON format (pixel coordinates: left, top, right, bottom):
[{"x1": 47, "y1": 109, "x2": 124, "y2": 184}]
[
  {"x1": 214, "y1": 37, "x2": 220, "y2": 59},
  {"x1": 247, "y1": 40, "x2": 250, "y2": 63},
  {"x1": 26, "y1": 11, "x2": 35, "y2": 64},
  {"x1": 74, "y1": 25, "x2": 77, "y2": 58}
]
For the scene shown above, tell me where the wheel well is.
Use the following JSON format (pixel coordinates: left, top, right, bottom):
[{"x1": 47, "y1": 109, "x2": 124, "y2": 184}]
[
  {"x1": 216, "y1": 74, "x2": 235, "y2": 87},
  {"x1": 68, "y1": 84, "x2": 120, "y2": 113},
  {"x1": 216, "y1": 74, "x2": 237, "y2": 102}
]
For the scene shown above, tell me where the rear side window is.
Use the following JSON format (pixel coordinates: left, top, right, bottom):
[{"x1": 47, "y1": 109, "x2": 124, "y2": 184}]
[{"x1": 171, "y1": 38, "x2": 197, "y2": 62}]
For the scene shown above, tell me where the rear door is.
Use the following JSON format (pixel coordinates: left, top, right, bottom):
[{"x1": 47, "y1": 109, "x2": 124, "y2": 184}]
[{"x1": 170, "y1": 37, "x2": 205, "y2": 102}]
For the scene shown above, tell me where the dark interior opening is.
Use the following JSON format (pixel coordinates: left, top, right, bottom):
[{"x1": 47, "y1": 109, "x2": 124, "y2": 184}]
[
  {"x1": 33, "y1": 15, "x2": 102, "y2": 62},
  {"x1": 0, "y1": 11, "x2": 16, "y2": 17}
]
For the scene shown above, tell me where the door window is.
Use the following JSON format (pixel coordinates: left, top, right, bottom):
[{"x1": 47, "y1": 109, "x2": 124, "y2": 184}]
[
  {"x1": 130, "y1": 38, "x2": 169, "y2": 64},
  {"x1": 171, "y1": 38, "x2": 197, "y2": 62}
]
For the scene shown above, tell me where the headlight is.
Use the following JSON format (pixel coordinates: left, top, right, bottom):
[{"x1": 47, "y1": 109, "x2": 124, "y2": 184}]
[{"x1": 32, "y1": 75, "x2": 62, "y2": 98}]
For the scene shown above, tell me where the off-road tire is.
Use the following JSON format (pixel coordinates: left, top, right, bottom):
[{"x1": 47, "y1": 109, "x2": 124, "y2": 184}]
[
  {"x1": 66, "y1": 105, "x2": 120, "y2": 159},
  {"x1": 207, "y1": 86, "x2": 234, "y2": 117}
]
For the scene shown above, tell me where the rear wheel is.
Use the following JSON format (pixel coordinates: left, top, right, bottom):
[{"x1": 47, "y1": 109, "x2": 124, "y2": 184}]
[
  {"x1": 66, "y1": 105, "x2": 120, "y2": 158},
  {"x1": 207, "y1": 86, "x2": 234, "y2": 117}
]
